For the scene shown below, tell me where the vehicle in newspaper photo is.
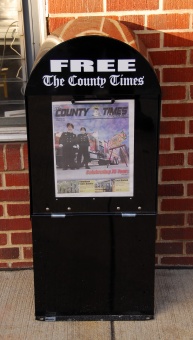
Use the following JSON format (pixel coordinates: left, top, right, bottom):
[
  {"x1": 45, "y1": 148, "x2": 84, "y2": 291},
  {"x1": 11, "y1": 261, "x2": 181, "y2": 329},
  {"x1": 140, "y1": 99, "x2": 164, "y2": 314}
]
[
  {"x1": 54, "y1": 130, "x2": 129, "y2": 168},
  {"x1": 52, "y1": 100, "x2": 134, "y2": 197}
]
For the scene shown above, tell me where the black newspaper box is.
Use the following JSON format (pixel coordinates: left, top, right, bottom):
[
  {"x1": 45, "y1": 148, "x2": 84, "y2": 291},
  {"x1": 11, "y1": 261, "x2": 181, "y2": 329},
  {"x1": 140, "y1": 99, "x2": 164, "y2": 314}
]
[{"x1": 25, "y1": 35, "x2": 161, "y2": 321}]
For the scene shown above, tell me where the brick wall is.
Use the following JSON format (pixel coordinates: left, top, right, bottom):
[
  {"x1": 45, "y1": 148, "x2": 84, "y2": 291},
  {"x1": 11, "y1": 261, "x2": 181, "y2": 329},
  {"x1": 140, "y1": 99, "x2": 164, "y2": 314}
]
[
  {"x1": 1, "y1": 0, "x2": 193, "y2": 268},
  {"x1": 47, "y1": 1, "x2": 193, "y2": 266},
  {"x1": 0, "y1": 143, "x2": 32, "y2": 268}
]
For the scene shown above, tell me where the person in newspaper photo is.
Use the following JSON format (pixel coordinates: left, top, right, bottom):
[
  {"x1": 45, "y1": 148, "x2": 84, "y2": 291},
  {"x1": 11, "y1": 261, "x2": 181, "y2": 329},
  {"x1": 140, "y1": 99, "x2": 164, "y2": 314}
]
[
  {"x1": 59, "y1": 123, "x2": 77, "y2": 170},
  {"x1": 77, "y1": 127, "x2": 90, "y2": 169}
]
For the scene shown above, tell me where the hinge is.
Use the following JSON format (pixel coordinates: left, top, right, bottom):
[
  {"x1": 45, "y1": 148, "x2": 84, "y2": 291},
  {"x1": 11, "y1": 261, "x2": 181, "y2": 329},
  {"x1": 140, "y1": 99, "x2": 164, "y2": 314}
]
[
  {"x1": 51, "y1": 213, "x2": 66, "y2": 218},
  {"x1": 121, "y1": 213, "x2": 136, "y2": 218},
  {"x1": 45, "y1": 316, "x2": 56, "y2": 322}
]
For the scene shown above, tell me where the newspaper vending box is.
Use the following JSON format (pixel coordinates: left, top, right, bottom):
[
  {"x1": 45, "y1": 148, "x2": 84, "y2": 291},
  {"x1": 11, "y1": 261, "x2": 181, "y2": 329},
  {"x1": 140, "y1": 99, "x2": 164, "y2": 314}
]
[{"x1": 25, "y1": 35, "x2": 161, "y2": 321}]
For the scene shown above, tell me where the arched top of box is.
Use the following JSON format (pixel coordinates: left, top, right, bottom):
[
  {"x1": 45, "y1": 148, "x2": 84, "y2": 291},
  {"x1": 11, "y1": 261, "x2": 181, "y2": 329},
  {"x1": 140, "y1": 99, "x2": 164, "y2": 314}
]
[
  {"x1": 25, "y1": 19, "x2": 161, "y2": 214},
  {"x1": 26, "y1": 18, "x2": 160, "y2": 98},
  {"x1": 35, "y1": 17, "x2": 152, "y2": 67}
]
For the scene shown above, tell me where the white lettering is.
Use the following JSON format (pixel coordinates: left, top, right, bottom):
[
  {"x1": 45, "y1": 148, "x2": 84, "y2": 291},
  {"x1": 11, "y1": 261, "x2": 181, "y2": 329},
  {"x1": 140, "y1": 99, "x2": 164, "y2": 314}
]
[
  {"x1": 68, "y1": 75, "x2": 106, "y2": 88},
  {"x1": 97, "y1": 59, "x2": 115, "y2": 72},
  {"x1": 50, "y1": 59, "x2": 137, "y2": 73},
  {"x1": 70, "y1": 60, "x2": 94, "y2": 72},
  {"x1": 50, "y1": 60, "x2": 68, "y2": 72},
  {"x1": 109, "y1": 75, "x2": 120, "y2": 86},
  {"x1": 42, "y1": 75, "x2": 65, "y2": 88},
  {"x1": 42, "y1": 74, "x2": 145, "y2": 88},
  {"x1": 68, "y1": 75, "x2": 77, "y2": 86},
  {"x1": 138, "y1": 76, "x2": 144, "y2": 85},
  {"x1": 118, "y1": 59, "x2": 136, "y2": 72},
  {"x1": 109, "y1": 75, "x2": 145, "y2": 86},
  {"x1": 42, "y1": 75, "x2": 53, "y2": 86}
]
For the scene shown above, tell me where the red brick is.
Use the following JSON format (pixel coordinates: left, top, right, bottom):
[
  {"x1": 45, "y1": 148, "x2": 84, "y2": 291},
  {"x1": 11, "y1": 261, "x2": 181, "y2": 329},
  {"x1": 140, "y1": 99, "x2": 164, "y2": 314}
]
[
  {"x1": 7, "y1": 204, "x2": 30, "y2": 217},
  {"x1": 175, "y1": 137, "x2": 193, "y2": 150},
  {"x1": 0, "y1": 205, "x2": 3, "y2": 216},
  {"x1": 5, "y1": 173, "x2": 29, "y2": 187},
  {"x1": 11, "y1": 232, "x2": 32, "y2": 245},
  {"x1": 48, "y1": 0, "x2": 103, "y2": 13},
  {"x1": 161, "y1": 256, "x2": 193, "y2": 265},
  {"x1": 187, "y1": 213, "x2": 193, "y2": 225},
  {"x1": 163, "y1": 68, "x2": 193, "y2": 83},
  {"x1": 0, "y1": 218, "x2": 31, "y2": 231},
  {"x1": 11, "y1": 262, "x2": 33, "y2": 269},
  {"x1": 164, "y1": 0, "x2": 193, "y2": 10},
  {"x1": 188, "y1": 153, "x2": 193, "y2": 165},
  {"x1": 136, "y1": 36, "x2": 148, "y2": 59},
  {"x1": 161, "y1": 199, "x2": 193, "y2": 211},
  {"x1": 6, "y1": 144, "x2": 21, "y2": 171},
  {"x1": 0, "y1": 144, "x2": 5, "y2": 171},
  {"x1": 186, "y1": 242, "x2": 193, "y2": 254},
  {"x1": 148, "y1": 13, "x2": 189, "y2": 30},
  {"x1": 106, "y1": 16, "x2": 120, "y2": 21},
  {"x1": 0, "y1": 263, "x2": 9, "y2": 268},
  {"x1": 0, "y1": 234, "x2": 7, "y2": 245},
  {"x1": 190, "y1": 85, "x2": 193, "y2": 99},
  {"x1": 24, "y1": 247, "x2": 33, "y2": 259},
  {"x1": 160, "y1": 121, "x2": 185, "y2": 135},
  {"x1": 104, "y1": 16, "x2": 119, "y2": 22},
  {"x1": 0, "y1": 248, "x2": 19, "y2": 259},
  {"x1": 187, "y1": 184, "x2": 193, "y2": 196},
  {"x1": 162, "y1": 103, "x2": 193, "y2": 118},
  {"x1": 162, "y1": 168, "x2": 193, "y2": 181},
  {"x1": 159, "y1": 138, "x2": 171, "y2": 151},
  {"x1": 120, "y1": 16, "x2": 145, "y2": 31},
  {"x1": 137, "y1": 33, "x2": 160, "y2": 48},
  {"x1": 48, "y1": 17, "x2": 74, "y2": 33},
  {"x1": 190, "y1": 86, "x2": 193, "y2": 100},
  {"x1": 55, "y1": 17, "x2": 104, "y2": 42},
  {"x1": 156, "y1": 242, "x2": 183, "y2": 254},
  {"x1": 157, "y1": 213, "x2": 185, "y2": 226},
  {"x1": 161, "y1": 227, "x2": 193, "y2": 240},
  {"x1": 103, "y1": 19, "x2": 135, "y2": 45},
  {"x1": 191, "y1": 50, "x2": 193, "y2": 64},
  {"x1": 22, "y1": 143, "x2": 29, "y2": 170},
  {"x1": 164, "y1": 32, "x2": 193, "y2": 47},
  {"x1": 150, "y1": 50, "x2": 186, "y2": 66},
  {"x1": 0, "y1": 189, "x2": 29, "y2": 202},
  {"x1": 161, "y1": 86, "x2": 186, "y2": 101},
  {"x1": 107, "y1": 0, "x2": 158, "y2": 10},
  {"x1": 189, "y1": 120, "x2": 193, "y2": 133},
  {"x1": 158, "y1": 184, "x2": 184, "y2": 197},
  {"x1": 159, "y1": 153, "x2": 184, "y2": 167}
]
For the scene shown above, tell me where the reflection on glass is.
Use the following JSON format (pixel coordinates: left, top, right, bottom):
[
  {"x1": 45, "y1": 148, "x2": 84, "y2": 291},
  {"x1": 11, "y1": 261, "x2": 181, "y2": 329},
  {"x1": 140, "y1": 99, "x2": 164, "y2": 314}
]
[{"x1": 0, "y1": 0, "x2": 26, "y2": 127}]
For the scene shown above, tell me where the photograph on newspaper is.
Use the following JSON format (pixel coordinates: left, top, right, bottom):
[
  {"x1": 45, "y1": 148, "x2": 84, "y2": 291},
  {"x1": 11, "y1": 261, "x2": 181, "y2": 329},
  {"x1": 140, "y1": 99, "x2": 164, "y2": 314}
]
[{"x1": 52, "y1": 100, "x2": 134, "y2": 197}]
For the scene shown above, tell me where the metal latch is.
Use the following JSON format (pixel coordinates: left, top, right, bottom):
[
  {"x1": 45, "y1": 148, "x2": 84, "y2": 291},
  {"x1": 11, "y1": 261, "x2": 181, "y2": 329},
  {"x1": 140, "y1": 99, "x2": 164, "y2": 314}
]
[
  {"x1": 51, "y1": 213, "x2": 66, "y2": 218},
  {"x1": 45, "y1": 316, "x2": 56, "y2": 322},
  {"x1": 121, "y1": 213, "x2": 136, "y2": 217}
]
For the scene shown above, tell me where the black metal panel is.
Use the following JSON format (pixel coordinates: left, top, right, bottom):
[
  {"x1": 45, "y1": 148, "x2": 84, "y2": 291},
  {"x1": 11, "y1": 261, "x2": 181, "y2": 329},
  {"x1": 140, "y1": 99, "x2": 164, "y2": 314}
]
[
  {"x1": 26, "y1": 95, "x2": 159, "y2": 214},
  {"x1": 26, "y1": 35, "x2": 160, "y2": 320},
  {"x1": 26, "y1": 36, "x2": 160, "y2": 97},
  {"x1": 32, "y1": 214, "x2": 156, "y2": 320},
  {"x1": 25, "y1": 35, "x2": 160, "y2": 215}
]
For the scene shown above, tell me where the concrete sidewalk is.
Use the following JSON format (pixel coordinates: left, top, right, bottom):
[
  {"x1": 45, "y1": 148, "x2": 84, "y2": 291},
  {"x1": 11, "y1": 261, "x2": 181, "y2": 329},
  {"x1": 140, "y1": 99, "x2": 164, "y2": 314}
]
[{"x1": 0, "y1": 269, "x2": 193, "y2": 339}]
